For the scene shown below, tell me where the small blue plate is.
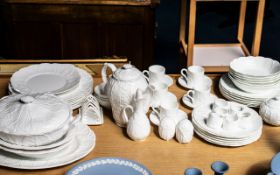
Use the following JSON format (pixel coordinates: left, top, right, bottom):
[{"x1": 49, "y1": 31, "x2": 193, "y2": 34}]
[
  {"x1": 271, "y1": 152, "x2": 280, "y2": 174},
  {"x1": 65, "y1": 157, "x2": 152, "y2": 175}
]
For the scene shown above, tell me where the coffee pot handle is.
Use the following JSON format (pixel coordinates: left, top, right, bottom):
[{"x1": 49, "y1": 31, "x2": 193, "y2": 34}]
[
  {"x1": 120, "y1": 105, "x2": 134, "y2": 125},
  {"x1": 101, "y1": 63, "x2": 117, "y2": 83}
]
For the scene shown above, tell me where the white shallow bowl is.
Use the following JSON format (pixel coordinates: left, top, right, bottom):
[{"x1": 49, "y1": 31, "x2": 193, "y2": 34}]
[
  {"x1": 0, "y1": 122, "x2": 95, "y2": 169},
  {"x1": 230, "y1": 56, "x2": 280, "y2": 77},
  {"x1": 0, "y1": 121, "x2": 75, "y2": 151}
]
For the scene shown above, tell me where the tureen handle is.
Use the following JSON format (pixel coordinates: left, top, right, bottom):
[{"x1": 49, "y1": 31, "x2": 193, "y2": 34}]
[{"x1": 101, "y1": 63, "x2": 117, "y2": 83}]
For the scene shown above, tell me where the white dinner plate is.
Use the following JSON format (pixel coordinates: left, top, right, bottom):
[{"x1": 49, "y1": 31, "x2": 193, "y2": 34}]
[
  {"x1": 11, "y1": 64, "x2": 80, "y2": 95},
  {"x1": 9, "y1": 67, "x2": 93, "y2": 110},
  {"x1": 192, "y1": 102, "x2": 263, "y2": 139}
]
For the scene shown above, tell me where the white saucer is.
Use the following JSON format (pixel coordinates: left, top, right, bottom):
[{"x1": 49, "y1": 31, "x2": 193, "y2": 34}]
[
  {"x1": 0, "y1": 123, "x2": 95, "y2": 169},
  {"x1": 182, "y1": 93, "x2": 216, "y2": 109},
  {"x1": 177, "y1": 76, "x2": 193, "y2": 89}
]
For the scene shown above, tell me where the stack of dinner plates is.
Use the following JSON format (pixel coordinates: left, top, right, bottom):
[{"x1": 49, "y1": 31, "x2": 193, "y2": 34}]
[
  {"x1": 8, "y1": 63, "x2": 93, "y2": 109},
  {"x1": 192, "y1": 101, "x2": 263, "y2": 147},
  {"x1": 219, "y1": 57, "x2": 280, "y2": 107}
]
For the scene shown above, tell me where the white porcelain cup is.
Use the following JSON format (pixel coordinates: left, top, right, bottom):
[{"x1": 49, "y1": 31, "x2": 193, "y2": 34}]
[
  {"x1": 228, "y1": 103, "x2": 244, "y2": 115},
  {"x1": 238, "y1": 111, "x2": 252, "y2": 129},
  {"x1": 152, "y1": 92, "x2": 178, "y2": 120},
  {"x1": 207, "y1": 112, "x2": 223, "y2": 129},
  {"x1": 148, "y1": 82, "x2": 168, "y2": 107},
  {"x1": 212, "y1": 99, "x2": 230, "y2": 114},
  {"x1": 180, "y1": 66, "x2": 204, "y2": 87},
  {"x1": 143, "y1": 65, "x2": 166, "y2": 84},
  {"x1": 222, "y1": 114, "x2": 239, "y2": 131},
  {"x1": 185, "y1": 85, "x2": 211, "y2": 106}
]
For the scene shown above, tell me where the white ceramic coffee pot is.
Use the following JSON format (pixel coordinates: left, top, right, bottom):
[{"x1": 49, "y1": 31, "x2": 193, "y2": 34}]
[{"x1": 101, "y1": 63, "x2": 148, "y2": 127}]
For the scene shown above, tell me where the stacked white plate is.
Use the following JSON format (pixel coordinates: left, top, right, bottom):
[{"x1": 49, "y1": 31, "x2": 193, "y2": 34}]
[
  {"x1": 9, "y1": 64, "x2": 93, "y2": 109},
  {"x1": 229, "y1": 56, "x2": 280, "y2": 93},
  {"x1": 219, "y1": 75, "x2": 280, "y2": 107},
  {"x1": 219, "y1": 57, "x2": 280, "y2": 107},
  {"x1": 192, "y1": 102, "x2": 263, "y2": 147},
  {"x1": 0, "y1": 122, "x2": 96, "y2": 169}
]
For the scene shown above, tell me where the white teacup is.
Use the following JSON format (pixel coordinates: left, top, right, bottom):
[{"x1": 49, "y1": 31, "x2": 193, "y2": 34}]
[
  {"x1": 152, "y1": 92, "x2": 178, "y2": 120},
  {"x1": 185, "y1": 85, "x2": 211, "y2": 106},
  {"x1": 222, "y1": 114, "x2": 239, "y2": 131},
  {"x1": 212, "y1": 99, "x2": 230, "y2": 114},
  {"x1": 207, "y1": 112, "x2": 223, "y2": 129},
  {"x1": 180, "y1": 66, "x2": 204, "y2": 87},
  {"x1": 143, "y1": 65, "x2": 166, "y2": 84}
]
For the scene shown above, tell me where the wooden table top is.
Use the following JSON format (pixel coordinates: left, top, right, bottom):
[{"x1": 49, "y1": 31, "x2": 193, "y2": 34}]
[{"x1": 0, "y1": 74, "x2": 278, "y2": 175}]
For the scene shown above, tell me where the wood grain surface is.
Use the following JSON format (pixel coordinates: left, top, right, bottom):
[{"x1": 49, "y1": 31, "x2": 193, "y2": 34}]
[{"x1": 0, "y1": 74, "x2": 278, "y2": 175}]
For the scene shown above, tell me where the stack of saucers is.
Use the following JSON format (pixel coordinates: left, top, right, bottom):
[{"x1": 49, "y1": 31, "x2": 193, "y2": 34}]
[
  {"x1": 192, "y1": 100, "x2": 263, "y2": 147},
  {"x1": 219, "y1": 57, "x2": 280, "y2": 107},
  {"x1": 0, "y1": 94, "x2": 95, "y2": 169},
  {"x1": 8, "y1": 63, "x2": 93, "y2": 109}
]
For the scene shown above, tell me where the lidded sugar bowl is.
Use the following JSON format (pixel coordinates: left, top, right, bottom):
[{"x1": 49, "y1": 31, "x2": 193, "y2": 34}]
[
  {"x1": 259, "y1": 96, "x2": 280, "y2": 126},
  {"x1": 0, "y1": 93, "x2": 74, "y2": 146},
  {"x1": 101, "y1": 63, "x2": 148, "y2": 127}
]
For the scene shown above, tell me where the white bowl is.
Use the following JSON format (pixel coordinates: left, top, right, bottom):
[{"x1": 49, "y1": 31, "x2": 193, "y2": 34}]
[{"x1": 230, "y1": 56, "x2": 280, "y2": 77}]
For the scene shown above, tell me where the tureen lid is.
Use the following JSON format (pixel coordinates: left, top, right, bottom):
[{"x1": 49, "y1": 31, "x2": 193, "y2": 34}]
[
  {"x1": 0, "y1": 94, "x2": 71, "y2": 135},
  {"x1": 113, "y1": 64, "x2": 145, "y2": 81}
]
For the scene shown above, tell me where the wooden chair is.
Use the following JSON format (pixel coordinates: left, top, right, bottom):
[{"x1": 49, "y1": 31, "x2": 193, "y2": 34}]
[{"x1": 179, "y1": 0, "x2": 266, "y2": 72}]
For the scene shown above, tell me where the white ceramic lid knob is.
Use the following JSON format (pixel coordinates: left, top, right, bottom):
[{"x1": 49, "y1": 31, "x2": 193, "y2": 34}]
[
  {"x1": 122, "y1": 64, "x2": 133, "y2": 69},
  {"x1": 20, "y1": 96, "x2": 35, "y2": 104}
]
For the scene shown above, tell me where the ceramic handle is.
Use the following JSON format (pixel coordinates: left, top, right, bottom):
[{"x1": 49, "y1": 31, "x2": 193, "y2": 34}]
[
  {"x1": 150, "y1": 107, "x2": 161, "y2": 126},
  {"x1": 120, "y1": 105, "x2": 134, "y2": 125},
  {"x1": 180, "y1": 68, "x2": 188, "y2": 80},
  {"x1": 142, "y1": 70, "x2": 150, "y2": 82},
  {"x1": 101, "y1": 63, "x2": 117, "y2": 83},
  {"x1": 186, "y1": 90, "x2": 195, "y2": 104},
  {"x1": 151, "y1": 107, "x2": 160, "y2": 117}
]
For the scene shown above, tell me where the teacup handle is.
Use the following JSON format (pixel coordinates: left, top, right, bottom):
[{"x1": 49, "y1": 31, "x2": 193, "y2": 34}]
[
  {"x1": 101, "y1": 63, "x2": 117, "y2": 83},
  {"x1": 120, "y1": 105, "x2": 134, "y2": 125},
  {"x1": 180, "y1": 68, "x2": 188, "y2": 80},
  {"x1": 186, "y1": 90, "x2": 195, "y2": 104},
  {"x1": 142, "y1": 70, "x2": 150, "y2": 82}
]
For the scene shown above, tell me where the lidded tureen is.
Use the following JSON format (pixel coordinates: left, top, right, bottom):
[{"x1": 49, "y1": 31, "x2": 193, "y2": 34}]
[
  {"x1": 0, "y1": 93, "x2": 73, "y2": 146},
  {"x1": 101, "y1": 63, "x2": 148, "y2": 127},
  {"x1": 260, "y1": 96, "x2": 280, "y2": 126}
]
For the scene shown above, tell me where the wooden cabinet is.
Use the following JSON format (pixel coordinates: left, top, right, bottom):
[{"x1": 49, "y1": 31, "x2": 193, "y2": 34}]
[{"x1": 0, "y1": 0, "x2": 159, "y2": 69}]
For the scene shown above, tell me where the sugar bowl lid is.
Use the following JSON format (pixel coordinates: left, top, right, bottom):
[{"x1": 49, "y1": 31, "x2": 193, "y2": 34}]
[
  {"x1": 0, "y1": 93, "x2": 71, "y2": 135},
  {"x1": 264, "y1": 96, "x2": 280, "y2": 108}
]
